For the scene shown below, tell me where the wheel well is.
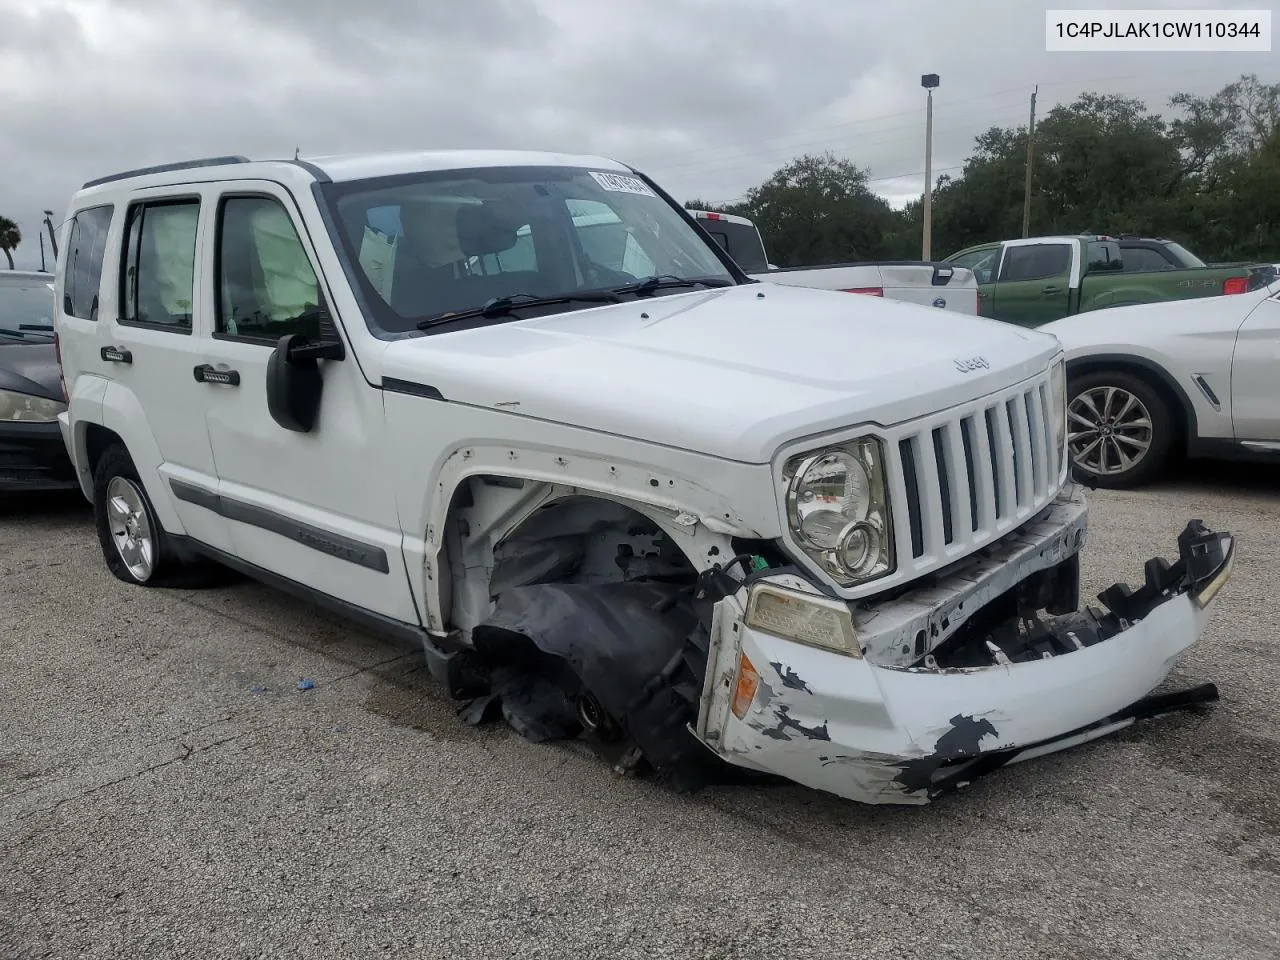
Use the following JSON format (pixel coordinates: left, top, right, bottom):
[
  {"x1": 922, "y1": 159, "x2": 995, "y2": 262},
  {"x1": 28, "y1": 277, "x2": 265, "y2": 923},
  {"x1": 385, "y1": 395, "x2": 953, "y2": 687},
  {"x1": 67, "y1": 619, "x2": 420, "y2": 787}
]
[
  {"x1": 1066, "y1": 357, "x2": 1194, "y2": 453},
  {"x1": 84, "y1": 424, "x2": 124, "y2": 479},
  {"x1": 437, "y1": 477, "x2": 706, "y2": 639}
]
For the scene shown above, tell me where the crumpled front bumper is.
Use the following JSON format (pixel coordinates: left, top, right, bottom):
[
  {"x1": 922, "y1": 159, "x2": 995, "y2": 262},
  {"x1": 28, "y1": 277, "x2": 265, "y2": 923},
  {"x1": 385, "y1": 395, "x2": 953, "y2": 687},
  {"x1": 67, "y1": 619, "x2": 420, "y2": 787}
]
[{"x1": 696, "y1": 510, "x2": 1235, "y2": 805}]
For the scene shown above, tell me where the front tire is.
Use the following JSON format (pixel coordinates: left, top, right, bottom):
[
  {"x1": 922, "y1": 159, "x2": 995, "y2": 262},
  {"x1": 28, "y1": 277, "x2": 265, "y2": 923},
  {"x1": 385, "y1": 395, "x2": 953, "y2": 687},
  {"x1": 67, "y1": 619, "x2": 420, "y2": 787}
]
[
  {"x1": 92, "y1": 443, "x2": 222, "y2": 588},
  {"x1": 1067, "y1": 370, "x2": 1176, "y2": 489}
]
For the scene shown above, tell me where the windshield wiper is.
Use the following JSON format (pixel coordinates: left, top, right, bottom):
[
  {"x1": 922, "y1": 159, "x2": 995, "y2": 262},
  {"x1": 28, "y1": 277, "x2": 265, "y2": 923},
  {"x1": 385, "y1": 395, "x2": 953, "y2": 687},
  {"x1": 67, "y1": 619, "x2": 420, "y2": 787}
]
[
  {"x1": 416, "y1": 291, "x2": 621, "y2": 331},
  {"x1": 0, "y1": 327, "x2": 52, "y2": 341},
  {"x1": 611, "y1": 275, "x2": 735, "y2": 298}
]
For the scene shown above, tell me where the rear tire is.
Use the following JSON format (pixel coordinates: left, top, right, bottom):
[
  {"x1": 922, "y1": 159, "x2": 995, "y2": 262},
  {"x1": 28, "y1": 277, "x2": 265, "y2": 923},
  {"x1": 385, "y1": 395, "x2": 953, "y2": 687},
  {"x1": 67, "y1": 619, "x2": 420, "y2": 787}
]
[
  {"x1": 1067, "y1": 370, "x2": 1177, "y2": 489},
  {"x1": 92, "y1": 443, "x2": 225, "y2": 588}
]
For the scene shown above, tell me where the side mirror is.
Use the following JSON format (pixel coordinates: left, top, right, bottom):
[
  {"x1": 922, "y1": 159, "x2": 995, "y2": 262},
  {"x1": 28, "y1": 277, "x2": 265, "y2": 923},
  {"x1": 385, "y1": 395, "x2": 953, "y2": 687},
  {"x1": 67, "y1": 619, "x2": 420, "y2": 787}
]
[{"x1": 266, "y1": 332, "x2": 344, "y2": 433}]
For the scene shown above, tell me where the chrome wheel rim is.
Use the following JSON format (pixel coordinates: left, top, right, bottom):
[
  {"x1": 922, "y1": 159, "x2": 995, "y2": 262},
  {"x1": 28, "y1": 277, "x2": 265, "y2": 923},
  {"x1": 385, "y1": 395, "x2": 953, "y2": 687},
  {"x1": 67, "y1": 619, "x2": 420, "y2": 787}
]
[
  {"x1": 106, "y1": 476, "x2": 156, "y2": 581},
  {"x1": 1068, "y1": 386, "x2": 1153, "y2": 476}
]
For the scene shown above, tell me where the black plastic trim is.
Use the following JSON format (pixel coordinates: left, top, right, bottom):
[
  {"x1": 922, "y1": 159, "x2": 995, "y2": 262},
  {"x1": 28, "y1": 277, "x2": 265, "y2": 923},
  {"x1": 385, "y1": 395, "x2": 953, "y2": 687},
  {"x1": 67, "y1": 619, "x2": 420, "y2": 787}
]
[
  {"x1": 83, "y1": 156, "x2": 250, "y2": 189},
  {"x1": 288, "y1": 158, "x2": 332, "y2": 183},
  {"x1": 168, "y1": 479, "x2": 390, "y2": 573},
  {"x1": 381, "y1": 377, "x2": 446, "y2": 400}
]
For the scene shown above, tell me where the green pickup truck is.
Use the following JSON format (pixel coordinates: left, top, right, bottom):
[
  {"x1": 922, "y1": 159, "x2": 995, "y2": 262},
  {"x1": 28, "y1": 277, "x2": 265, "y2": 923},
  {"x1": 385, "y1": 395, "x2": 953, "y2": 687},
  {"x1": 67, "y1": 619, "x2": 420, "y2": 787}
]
[{"x1": 944, "y1": 235, "x2": 1276, "y2": 326}]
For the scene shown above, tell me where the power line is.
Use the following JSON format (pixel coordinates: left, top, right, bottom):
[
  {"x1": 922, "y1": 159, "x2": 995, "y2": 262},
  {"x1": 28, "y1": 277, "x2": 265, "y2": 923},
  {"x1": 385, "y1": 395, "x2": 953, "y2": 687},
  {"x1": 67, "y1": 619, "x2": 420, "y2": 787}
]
[{"x1": 629, "y1": 65, "x2": 1242, "y2": 175}]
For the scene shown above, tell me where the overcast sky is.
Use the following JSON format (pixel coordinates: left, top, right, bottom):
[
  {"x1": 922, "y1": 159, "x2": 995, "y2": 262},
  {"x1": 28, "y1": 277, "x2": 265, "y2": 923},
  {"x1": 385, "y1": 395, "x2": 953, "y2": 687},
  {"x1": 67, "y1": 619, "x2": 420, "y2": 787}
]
[{"x1": 1, "y1": 0, "x2": 1274, "y2": 269}]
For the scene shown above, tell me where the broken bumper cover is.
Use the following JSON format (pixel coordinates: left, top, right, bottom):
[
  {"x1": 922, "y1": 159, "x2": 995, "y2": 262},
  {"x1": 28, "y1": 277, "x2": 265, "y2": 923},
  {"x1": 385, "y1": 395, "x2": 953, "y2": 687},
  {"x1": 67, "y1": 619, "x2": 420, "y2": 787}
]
[{"x1": 700, "y1": 519, "x2": 1235, "y2": 805}]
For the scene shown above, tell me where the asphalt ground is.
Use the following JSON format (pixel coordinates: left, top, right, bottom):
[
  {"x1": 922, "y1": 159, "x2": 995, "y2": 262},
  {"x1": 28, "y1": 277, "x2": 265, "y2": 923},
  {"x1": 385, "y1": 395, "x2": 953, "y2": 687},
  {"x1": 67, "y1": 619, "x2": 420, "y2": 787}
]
[{"x1": 3, "y1": 461, "x2": 1279, "y2": 960}]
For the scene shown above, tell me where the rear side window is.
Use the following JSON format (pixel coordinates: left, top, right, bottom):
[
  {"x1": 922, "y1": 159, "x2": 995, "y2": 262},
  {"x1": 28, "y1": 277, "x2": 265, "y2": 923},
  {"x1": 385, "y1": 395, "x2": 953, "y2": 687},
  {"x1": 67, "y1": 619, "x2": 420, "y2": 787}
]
[
  {"x1": 698, "y1": 218, "x2": 768, "y2": 273},
  {"x1": 62, "y1": 205, "x2": 114, "y2": 320},
  {"x1": 1119, "y1": 246, "x2": 1174, "y2": 272},
  {"x1": 215, "y1": 196, "x2": 321, "y2": 342},
  {"x1": 120, "y1": 199, "x2": 200, "y2": 331},
  {"x1": 1000, "y1": 244, "x2": 1071, "y2": 282}
]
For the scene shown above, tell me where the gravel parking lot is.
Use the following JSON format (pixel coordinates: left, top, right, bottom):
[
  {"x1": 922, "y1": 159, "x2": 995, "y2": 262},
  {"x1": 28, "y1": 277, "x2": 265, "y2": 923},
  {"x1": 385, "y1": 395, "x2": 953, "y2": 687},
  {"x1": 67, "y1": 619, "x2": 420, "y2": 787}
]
[{"x1": 3, "y1": 466, "x2": 1279, "y2": 960}]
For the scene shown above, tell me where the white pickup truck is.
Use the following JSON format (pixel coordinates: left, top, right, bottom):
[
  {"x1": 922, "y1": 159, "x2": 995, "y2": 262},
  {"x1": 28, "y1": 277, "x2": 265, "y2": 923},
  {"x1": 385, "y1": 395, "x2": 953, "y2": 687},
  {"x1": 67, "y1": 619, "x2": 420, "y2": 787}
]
[
  {"x1": 688, "y1": 208, "x2": 980, "y2": 314},
  {"x1": 53, "y1": 149, "x2": 1233, "y2": 805}
]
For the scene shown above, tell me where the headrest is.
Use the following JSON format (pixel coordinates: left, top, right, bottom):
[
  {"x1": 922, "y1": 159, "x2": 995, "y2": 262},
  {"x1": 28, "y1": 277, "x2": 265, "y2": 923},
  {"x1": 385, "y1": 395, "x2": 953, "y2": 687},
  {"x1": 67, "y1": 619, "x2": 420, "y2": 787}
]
[{"x1": 455, "y1": 203, "x2": 518, "y2": 258}]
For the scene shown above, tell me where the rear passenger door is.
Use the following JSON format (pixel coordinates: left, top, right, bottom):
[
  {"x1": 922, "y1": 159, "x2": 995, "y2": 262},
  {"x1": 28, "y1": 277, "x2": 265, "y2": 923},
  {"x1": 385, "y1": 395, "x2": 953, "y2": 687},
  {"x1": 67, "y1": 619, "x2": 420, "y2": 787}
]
[
  {"x1": 990, "y1": 242, "x2": 1074, "y2": 326},
  {"x1": 193, "y1": 182, "x2": 414, "y2": 624},
  {"x1": 106, "y1": 193, "x2": 234, "y2": 553}
]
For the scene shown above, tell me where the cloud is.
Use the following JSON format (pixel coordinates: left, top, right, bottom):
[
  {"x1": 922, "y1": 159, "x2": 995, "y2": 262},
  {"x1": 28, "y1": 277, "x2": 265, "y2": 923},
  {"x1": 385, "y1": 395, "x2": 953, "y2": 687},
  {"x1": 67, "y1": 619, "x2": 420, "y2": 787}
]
[{"x1": 0, "y1": 0, "x2": 1273, "y2": 268}]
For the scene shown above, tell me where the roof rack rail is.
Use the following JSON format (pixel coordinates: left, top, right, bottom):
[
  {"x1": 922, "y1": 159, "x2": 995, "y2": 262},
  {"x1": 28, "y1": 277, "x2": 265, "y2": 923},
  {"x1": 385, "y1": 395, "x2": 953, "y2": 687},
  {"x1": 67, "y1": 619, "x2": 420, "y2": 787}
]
[{"x1": 81, "y1": 155, "x2": 251, "y2": 190}]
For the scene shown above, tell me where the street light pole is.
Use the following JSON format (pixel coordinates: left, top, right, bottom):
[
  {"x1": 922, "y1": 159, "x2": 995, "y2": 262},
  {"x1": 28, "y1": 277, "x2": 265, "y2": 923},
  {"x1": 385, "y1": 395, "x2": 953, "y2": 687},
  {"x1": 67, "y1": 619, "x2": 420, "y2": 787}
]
[{"x1": 921, "y1": 73, "x2": 939, "y2": 261}]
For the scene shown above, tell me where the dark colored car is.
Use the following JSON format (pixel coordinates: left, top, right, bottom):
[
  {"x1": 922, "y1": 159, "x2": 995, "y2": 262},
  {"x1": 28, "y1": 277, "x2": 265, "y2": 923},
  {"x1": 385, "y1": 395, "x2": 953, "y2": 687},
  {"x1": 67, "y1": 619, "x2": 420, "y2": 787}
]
[{"x1": 0, "y1": 271, "x2": 77, "y2": 492}]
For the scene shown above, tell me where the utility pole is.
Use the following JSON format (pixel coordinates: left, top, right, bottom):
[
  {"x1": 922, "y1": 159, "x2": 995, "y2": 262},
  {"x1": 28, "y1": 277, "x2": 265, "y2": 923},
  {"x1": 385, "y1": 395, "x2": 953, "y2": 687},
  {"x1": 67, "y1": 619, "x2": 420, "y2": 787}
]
[
  {"x1": 921, "y1": 73, "x2": 940, "y2": 260},
  {"x1": 43, "y1": 210, "x2": 59, "y2": 260},
  {"x1": 1021, "y1": 86, "x2": 1038, "y2": 238},
  {"x1": 39, "y1": 233, "x2": 47, "y2": 272}
]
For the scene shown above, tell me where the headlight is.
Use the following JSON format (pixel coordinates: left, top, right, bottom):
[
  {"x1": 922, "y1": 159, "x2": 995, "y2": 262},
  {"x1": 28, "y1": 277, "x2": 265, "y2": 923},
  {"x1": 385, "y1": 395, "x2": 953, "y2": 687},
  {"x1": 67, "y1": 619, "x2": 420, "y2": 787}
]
[
  {"x1": 783, "y1": 437, "x2": 894, "y2": 586},
  {"x1": 0, "y1": 389, "x2": 64, "y2": 422},
  {"x1": 1049, "y1": 357, "x2": 1067, "y2": 481}
]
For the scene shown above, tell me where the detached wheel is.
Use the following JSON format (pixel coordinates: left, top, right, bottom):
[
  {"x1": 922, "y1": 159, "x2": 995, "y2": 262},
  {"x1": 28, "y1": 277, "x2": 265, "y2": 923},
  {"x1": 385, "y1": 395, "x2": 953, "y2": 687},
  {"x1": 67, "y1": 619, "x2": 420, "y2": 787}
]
[
  {"x1": 1067, "y1": 370, "x2": 1176, "y2": 489},
  {"x1": 93, "y1": 443, "x2": 222, "y2": 588}
]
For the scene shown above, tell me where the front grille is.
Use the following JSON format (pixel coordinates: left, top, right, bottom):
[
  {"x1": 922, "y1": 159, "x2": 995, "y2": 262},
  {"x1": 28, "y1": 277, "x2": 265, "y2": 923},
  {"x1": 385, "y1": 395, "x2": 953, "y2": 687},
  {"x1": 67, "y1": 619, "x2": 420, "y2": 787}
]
[{"x1": 884, "y1": 370, "x2": 1062, "y2": 582}]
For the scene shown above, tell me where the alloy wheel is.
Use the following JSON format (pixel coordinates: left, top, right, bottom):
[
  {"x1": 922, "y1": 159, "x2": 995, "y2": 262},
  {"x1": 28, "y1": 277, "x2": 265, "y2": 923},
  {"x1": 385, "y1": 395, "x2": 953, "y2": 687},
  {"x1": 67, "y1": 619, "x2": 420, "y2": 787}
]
[{"x1": 1068, "y1": 385, "x2": 1154, "y2": 476}]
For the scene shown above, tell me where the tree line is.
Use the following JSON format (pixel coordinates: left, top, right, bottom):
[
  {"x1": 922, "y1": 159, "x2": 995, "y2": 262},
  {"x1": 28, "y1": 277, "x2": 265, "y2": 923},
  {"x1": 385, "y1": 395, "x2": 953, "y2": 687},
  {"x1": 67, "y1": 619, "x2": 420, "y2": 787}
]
[{"x1": 686, "y1": 74, "x2": 1280, "y2": 268}]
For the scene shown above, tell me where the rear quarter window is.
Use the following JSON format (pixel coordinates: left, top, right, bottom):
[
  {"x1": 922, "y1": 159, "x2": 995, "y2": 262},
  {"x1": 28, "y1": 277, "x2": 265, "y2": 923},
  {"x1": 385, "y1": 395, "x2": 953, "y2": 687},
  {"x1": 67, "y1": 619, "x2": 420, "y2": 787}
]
[{"x1": 61, "y1": 205, "x2": 114, "y2": 320}]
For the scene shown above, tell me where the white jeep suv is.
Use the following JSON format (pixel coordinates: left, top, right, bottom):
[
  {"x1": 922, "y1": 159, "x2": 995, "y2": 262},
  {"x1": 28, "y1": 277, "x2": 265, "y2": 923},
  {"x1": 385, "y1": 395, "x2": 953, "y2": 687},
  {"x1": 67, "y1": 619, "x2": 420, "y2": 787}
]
[{"x1": 52, "y1": 151, "x2": 1235, "y2": 805}]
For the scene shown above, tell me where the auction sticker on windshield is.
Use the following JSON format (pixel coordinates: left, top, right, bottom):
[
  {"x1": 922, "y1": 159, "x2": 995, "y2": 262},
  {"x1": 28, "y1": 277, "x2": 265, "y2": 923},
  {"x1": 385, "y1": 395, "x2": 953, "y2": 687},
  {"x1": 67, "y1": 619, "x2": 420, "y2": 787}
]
[{"x1": 589, "y1": 171, "x2": 658, "y2": 198}]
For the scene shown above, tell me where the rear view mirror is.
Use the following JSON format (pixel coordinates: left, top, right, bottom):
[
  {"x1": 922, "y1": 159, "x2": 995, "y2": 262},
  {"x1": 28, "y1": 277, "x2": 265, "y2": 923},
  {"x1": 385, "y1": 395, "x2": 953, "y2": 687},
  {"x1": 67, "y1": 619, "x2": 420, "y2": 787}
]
[{"x1": 266, "y1": 332, "x2": 344, "y2": 433}]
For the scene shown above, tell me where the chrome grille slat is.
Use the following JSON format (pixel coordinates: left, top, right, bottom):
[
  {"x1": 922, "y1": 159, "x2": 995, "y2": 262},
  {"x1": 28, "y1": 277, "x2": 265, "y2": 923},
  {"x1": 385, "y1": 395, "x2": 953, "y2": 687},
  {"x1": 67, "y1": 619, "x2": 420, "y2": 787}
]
[
  {"x1": 915, "y1": 433, "x2": 946, "y2": 558},
  {"x1": 966, "y1": 414, "x2": 996, "y2": 535},
  {"x1": 993, "y1": 402, "x2": 1018, "y2": 519},
  {"x1": 1027, "y1": 387, "x2": 1048, "y2": 501},
  {"x1": 873, "y1": 368, "x2": 1063, "y2": 593},
  {"x1": 944, "y1": 421, "x2": 973, "y2": 542}
]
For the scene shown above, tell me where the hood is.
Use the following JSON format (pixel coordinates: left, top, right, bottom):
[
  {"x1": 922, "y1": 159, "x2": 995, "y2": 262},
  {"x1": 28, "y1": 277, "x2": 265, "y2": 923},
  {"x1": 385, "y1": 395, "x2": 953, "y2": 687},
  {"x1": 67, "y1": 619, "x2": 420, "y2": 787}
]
[
  {"x1": 381, "y1": 283, "x2": 1061, "y2": 464},
  {"x1": 0, "y1": 341, "x2": 61, "y2": 401}
]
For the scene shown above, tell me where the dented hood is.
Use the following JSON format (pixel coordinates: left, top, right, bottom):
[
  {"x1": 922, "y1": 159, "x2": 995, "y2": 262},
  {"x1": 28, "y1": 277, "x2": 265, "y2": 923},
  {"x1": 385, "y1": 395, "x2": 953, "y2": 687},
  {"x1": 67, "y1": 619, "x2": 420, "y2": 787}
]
[{"x1": 380, "y1": 283, "x2": 1061, "y2": 464}]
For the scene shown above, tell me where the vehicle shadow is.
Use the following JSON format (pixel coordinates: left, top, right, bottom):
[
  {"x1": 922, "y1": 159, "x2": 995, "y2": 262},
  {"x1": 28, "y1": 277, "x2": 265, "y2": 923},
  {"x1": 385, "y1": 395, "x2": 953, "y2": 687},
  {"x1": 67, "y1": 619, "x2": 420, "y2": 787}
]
[
  {"x1": 1148, "y1": 458, "x2": 1280, "y2": 496},
  {"x1": 0, "y1": 489, "x2": 92, "y2": 523}
]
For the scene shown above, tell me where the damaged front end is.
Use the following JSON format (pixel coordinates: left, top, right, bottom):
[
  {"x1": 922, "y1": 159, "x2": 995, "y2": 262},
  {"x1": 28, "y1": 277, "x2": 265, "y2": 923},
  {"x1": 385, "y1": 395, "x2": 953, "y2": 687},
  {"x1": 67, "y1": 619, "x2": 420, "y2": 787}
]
[
  {"x1": 450, "y1": 483, "x2": 1234, "y2": 806},
  {"x1": 700, "y1": 502, "x2": 1235, "y2": 805}
]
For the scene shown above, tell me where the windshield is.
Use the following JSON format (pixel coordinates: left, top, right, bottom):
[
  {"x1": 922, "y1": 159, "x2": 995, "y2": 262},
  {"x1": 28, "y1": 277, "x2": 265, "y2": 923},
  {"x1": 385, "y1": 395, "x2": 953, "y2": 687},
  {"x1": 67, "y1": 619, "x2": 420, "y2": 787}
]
[
  {"x1": 0, "y1": 279, "x2": 56, "y2": 338},
  {"x1": 1163, "y1": 242, "x2": 1206, "y2": 268},
  {"x1": 320, "y1": 165, "x2": 738, "y2": 335}
]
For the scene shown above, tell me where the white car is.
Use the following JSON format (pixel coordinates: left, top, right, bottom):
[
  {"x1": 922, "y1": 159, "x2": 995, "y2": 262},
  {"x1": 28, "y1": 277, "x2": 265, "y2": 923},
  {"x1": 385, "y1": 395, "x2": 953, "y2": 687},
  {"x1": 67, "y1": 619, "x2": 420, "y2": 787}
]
[
  {"x1": 1041, "y1": 280, "x2": 1280, "y2": 488},
  {"x1": 52, "y1": 150, "x2": 1234, "y2": 806},
  {"x1": 686, "y1": 209, "x2": 980, "y2": 315}
]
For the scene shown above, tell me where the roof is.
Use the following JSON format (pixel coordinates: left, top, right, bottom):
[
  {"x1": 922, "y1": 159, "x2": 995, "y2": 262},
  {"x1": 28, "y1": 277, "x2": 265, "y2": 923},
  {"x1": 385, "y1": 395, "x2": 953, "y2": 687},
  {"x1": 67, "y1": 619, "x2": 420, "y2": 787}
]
[{"x1": 72, "y1": 149, "x2": 633, "y2": 199}]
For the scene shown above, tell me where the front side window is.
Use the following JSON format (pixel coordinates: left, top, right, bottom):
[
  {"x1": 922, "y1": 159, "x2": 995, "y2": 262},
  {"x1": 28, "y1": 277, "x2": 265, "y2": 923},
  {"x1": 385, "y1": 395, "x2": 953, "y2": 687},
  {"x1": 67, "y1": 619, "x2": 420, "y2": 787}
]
[
  {"x1": 950, "y1": 247, "x2": 999, "y2": 283},
  {"x1": 120, "y1": 200, "x2": 199, "y2": 330},
  {"x1": 62, "y1": 205, "x2": 114, "y2": 320},
  {"x1": 1000, "y1": 244, "x2": 1071, "y2": 283},
  {"x1": 216, "y1": 196, "x2": 321, "y2": 342},
  {"x1": 320, "y1": 165, "x2": 737, "y2": 335}
]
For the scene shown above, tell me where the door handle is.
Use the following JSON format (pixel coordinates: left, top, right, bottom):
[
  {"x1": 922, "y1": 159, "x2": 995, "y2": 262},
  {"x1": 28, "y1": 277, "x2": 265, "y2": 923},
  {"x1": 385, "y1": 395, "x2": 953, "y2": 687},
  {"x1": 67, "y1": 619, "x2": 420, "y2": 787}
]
[
  {"x1": 1042, "y1": 285, "x2": 1063, "y2": 295},
  {"x1": 193, "y1": 364, "x2": 241, "y2": 386},
  {"x1": 100, "y1": 346, "x2": 133, "y2": 364}
]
